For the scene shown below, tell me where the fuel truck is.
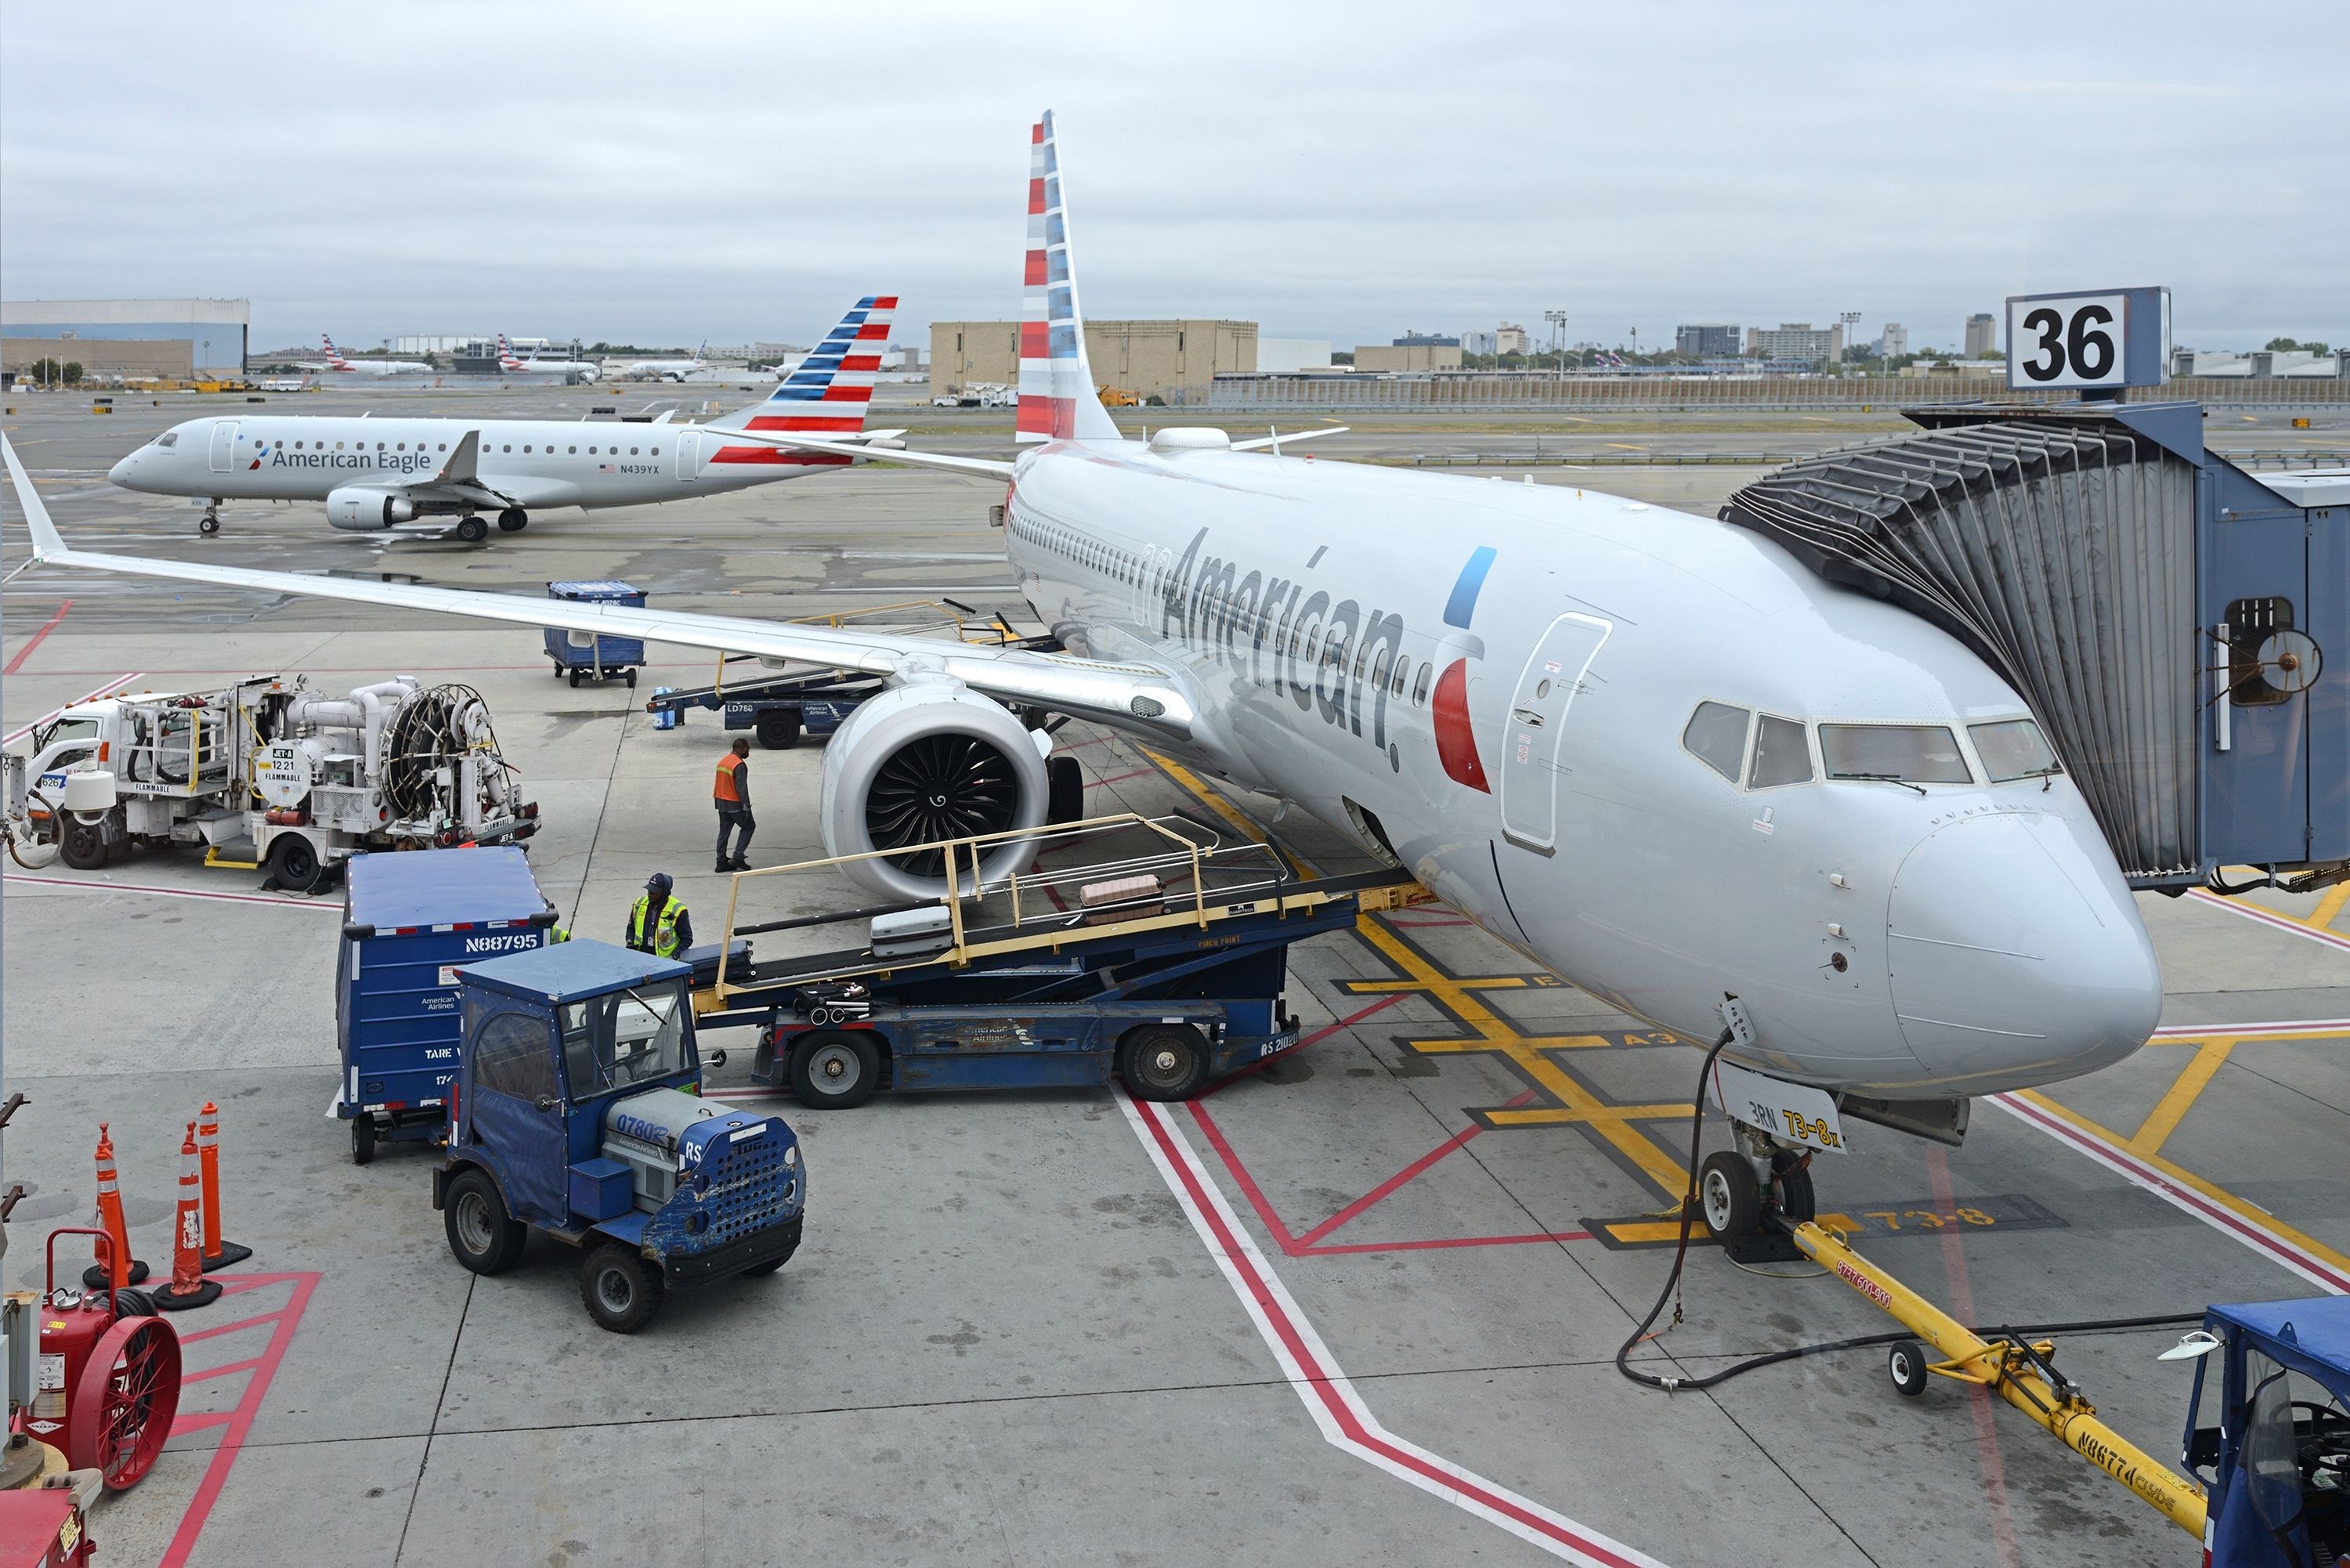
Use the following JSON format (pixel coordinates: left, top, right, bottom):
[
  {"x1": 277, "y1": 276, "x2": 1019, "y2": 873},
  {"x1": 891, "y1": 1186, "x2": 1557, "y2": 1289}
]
[{"x1": 3, "y1": 674, "x2": 538, "y2": 891}]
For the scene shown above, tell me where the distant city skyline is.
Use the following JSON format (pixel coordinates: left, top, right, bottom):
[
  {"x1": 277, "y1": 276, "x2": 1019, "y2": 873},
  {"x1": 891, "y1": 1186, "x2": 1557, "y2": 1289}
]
[{"x1": 5, "y1": 4, "x2": 2342, "y2": 353}]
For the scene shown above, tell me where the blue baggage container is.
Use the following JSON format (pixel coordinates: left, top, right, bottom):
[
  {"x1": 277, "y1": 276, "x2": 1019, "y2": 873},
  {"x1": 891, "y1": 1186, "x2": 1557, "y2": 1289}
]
[
  {"x1": 544, "y1": 580, "x2": 647, "y2": 687},
  {"x1": 335, "y1": 846, "x2": 558, "y2": 1163}
]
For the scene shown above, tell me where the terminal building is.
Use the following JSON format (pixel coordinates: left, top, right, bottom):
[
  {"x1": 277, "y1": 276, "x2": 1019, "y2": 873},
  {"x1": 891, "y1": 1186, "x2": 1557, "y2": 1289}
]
[
  {"x1": 1743, "y1": 322, "x2": 1844, "y2": 366},
  {"x1": 930, "y1": 319, "x2": 1256, "y2": 402},
  {"x1": 1, "y1": 297, "x2": 249, "y2": 378}
]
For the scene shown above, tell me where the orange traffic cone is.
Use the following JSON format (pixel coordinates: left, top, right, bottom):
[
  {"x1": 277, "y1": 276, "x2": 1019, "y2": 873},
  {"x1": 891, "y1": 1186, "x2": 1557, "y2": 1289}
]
[
  {"x1": 81, "y1": 1123, "x2": 152, "y2": 1291},
  {"x1": 196, "y1": 1101, "x2": 252, "y2": 1271},
  {"x1": 150, "y1": 1122, "x2": 221, "y2": 1311}
]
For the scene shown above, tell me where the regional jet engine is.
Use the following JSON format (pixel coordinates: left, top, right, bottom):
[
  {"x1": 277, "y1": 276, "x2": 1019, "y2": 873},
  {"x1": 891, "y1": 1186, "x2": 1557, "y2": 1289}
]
[
  {"x1": 325, "y1": 486, "x2": 421, "y2": 530},
  {"x1": 819, "y1": 678, "x2": 1054, "y2": 900}
]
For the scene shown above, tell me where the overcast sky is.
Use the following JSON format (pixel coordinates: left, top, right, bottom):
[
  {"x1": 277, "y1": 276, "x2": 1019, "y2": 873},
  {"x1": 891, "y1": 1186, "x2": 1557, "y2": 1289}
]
[{"x1": 4, "y1": 2, "x2": 2343, "y2": 354}]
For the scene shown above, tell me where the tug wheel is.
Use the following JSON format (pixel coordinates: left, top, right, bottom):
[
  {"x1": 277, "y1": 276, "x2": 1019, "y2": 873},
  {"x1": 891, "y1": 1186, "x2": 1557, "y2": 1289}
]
[
  {"x1": 68, "y1": 1314, "x2": 182, "y2": 1491},
  {"x1": 1698, "y1": 1151, "x2": 1761, "y2": 1240},
  {"x1": 444, "y1": 1169, "x2": 527, "y2": 1276},
  {"x1": 580, "y1": 1242, "x2": 665, "y2": 1335},
  {"x1": 1889, "y1": 1340, "x2": 1931, "y2": 1397}
]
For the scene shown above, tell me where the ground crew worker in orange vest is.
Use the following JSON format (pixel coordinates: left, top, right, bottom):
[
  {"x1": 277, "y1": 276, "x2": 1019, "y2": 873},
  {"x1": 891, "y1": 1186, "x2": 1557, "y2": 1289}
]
[{"x1": 714, "y1": 736, "x2": 754, "y2": 873}]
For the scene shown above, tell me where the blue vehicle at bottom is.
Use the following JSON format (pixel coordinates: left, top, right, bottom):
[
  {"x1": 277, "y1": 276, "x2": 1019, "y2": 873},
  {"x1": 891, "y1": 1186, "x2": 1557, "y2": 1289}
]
[
  {"x1": 434, "y1": 939, "x2": 805, "y2": 1333},
  {"x1": 2183, "y1": 1296, "x2": 2349, "y2": 1566}
]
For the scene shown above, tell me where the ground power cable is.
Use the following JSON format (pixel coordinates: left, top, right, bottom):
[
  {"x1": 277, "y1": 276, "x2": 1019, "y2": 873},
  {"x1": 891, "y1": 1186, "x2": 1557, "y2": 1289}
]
[{"x1": 1614, "y1": 1032, "x2": 2204, "y2": 1394}]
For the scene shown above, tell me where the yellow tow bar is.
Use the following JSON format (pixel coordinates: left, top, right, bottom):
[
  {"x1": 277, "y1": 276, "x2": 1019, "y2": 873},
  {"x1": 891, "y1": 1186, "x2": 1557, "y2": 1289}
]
[{"x1": 1786, "y1": 1219, "x2": 2207, "y2": 1539}]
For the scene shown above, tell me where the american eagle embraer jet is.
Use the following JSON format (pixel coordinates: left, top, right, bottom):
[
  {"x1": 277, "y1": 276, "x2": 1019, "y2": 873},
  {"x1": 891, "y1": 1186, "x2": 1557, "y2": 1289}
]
[
  {"x1": 5, "y1": 114, "x2": 2160, "y2": 1234},
  {"x1": 107, "y1": 299, "x2": 904, "y2": 540}
]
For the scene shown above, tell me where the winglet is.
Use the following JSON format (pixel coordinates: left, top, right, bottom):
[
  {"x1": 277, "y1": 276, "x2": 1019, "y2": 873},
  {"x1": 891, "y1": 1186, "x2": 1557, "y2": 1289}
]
[
  {"x1": 3, "y1": 434, "x2": 73, "y2": 565},
  {"x1": 435, "y1": 429, "x2": 481, "y2": 485},
  {"x1": 1018, "y1": 111, "x2": 1122, "y2": 446}
]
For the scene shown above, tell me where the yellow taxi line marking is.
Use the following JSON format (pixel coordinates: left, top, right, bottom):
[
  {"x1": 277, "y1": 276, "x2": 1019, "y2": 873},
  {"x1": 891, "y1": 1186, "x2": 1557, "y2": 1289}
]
[
  {"x1": 1485, "y1": 1102, "x2": 1691, "y2": 1127},
  {"x1": 2311, "y1": 883, "x2": 2350, "y2": 932},
  {"x1": 1139, "y1": 746, "x2": 1694, "y2": 1197},
  {"x1": 1405, "y1": 1032, "x2": 1619, "y2": 1053},
  {"x1": 2015, "y1": 1088, "x2": 2350, "y2": 1283},
  {"x1": 1344, "y1": 975, "x2": 1530, "y2": 993},
  {"x1": 2128, "y1": 1039, "x2": 2236, "y2": 1155}
]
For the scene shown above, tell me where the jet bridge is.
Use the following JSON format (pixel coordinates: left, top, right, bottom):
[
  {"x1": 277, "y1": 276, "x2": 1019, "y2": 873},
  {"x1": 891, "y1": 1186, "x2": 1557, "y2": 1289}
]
[{"x1": 1722, "y1": 401, "x2": 2345, "y2": 891}]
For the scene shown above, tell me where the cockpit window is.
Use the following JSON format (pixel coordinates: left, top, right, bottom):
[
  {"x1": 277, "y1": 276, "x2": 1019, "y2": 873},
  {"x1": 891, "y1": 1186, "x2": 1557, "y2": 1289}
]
[
  {"x1": 1748, "y1": 714, "x2": 1813, "y2": 788},
  {"x1": 1683, "y1": 702, "x2": 1750, "y2": 784},
  {"x1": 154, "y1": 432, "x2": 178, "y2": 448},
  {"x1": 1969, "y1": 719, "x2": 2061, "y2": 782},
  {"x1": 1820, "y1": 724, "x2": 1972, "y2": 784}
]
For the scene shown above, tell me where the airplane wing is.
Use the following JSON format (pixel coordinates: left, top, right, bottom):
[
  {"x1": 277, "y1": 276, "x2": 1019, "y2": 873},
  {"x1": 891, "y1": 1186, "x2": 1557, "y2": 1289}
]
[
  {"x1": 1229, "y1": 426, "x2": 1350, "y2": 453},
  {"x1": 2, "y1": 435, "x2": 1192, "y2": 736}
]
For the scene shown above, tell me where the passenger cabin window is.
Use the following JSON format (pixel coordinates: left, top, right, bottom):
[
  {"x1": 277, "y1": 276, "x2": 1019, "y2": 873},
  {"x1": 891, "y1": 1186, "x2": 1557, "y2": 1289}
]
[
  {"x1": 1748, "y1": 714, "x2": 1813, "y2": 789},
  {"x1": 1820, "y1": 724, "x2": 1972, "y2": 784},
  {"x1": 1969, "y1": 719, "x2": 2061, "y2": 782},
  {"x1": 1683, "y1": 702, "x2": 1751, "y2": 784},
  {"x1": 1412, "y1": 663, "x2": 1432, "y2": 706}
]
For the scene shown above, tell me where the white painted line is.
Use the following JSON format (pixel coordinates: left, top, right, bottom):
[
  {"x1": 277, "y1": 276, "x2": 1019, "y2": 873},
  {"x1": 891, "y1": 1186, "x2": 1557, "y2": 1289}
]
[
  {"x1": 4, "y1": 670, "x2": 143, "y2": 743},
  {"x1": 2152, "y1": 1017, "x2": 2350, "y2": 1041},
  {"x1": 1120, "y1": 1092, "x2": 1670, "y2": 1567},
  {"x1": 3, "y1": 873, "x2": 341, "y2": 912},
  {"x1": 2187, "y1": 887, "x2": 2350, "y2": 956},
  {"x1": 1990, "y1": 1093, "x2": 2349, "y2": 1296}
]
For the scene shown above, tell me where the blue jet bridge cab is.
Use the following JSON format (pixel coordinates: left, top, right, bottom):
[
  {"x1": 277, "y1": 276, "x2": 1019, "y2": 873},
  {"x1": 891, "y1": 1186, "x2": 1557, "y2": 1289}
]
[
  {"x1": 433, "y1": 938, "x2": 805, "y2": 1333},
  {"x1": 2183, "y1": 1296, "x2": 2350, "y2": 1566}
]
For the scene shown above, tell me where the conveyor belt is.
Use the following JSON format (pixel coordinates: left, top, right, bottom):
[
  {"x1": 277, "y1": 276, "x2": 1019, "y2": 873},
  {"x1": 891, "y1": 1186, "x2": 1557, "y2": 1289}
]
[{"x1": 1722, "y1": 409, "x2": 2200, "y2": 881}]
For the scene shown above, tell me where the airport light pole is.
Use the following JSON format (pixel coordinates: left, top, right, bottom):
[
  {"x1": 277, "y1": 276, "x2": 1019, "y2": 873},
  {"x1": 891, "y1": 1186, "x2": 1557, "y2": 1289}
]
[
  {"x1": 1544, "y1": 309, "x2": 1567, "y2": 372},
  {"x1": 1838, "y1": 310, "x2": 1861, "y2": 370}
]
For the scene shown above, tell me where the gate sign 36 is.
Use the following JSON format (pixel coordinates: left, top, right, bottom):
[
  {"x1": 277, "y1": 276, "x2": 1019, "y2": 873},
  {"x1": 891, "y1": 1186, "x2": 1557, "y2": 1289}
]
[{"x1": 2006, "y1": 286, "x2": 2171, "y2": 391}]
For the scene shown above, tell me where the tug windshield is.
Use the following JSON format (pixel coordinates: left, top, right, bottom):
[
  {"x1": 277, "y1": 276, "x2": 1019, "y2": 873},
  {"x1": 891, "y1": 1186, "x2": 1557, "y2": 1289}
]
[{"x1": 559, "y1": 981, "x2": 691, "y2": 1097}]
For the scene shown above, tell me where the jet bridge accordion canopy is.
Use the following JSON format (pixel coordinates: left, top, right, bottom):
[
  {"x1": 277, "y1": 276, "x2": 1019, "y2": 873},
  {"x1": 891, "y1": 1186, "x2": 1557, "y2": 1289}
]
[{"x1": 1721, "y1": 402, "x2": 2346, "y2": 888}]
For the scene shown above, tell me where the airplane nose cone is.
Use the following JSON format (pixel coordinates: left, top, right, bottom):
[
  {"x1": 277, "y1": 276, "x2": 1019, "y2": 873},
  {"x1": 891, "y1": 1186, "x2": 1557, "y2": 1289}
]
[
  {"x1": 1886, "y1": 811, "x2": 2160, "y2": 1092},
  {"x1": 107, "y1": 453, "x2": 137, "y2": 486}
]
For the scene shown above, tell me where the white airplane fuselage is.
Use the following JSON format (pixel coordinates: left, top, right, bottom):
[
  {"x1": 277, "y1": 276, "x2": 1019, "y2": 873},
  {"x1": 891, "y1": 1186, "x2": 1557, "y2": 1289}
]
[
  {"x1": 1005, "y1": 438, "x2": 2161, "y2": 1099},
  {"x1": 107, "y1": 414, "x2": 846, "y2": 515}
]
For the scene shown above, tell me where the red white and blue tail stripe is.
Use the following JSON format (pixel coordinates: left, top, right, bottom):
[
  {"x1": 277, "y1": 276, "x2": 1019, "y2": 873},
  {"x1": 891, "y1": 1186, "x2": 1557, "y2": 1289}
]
[
  {"x1": 706, "y1": 296, "x2": 893, "y2": 466},
  {"x1": 1018, "y1": 112, "x2": 1120, "y2": 445}
]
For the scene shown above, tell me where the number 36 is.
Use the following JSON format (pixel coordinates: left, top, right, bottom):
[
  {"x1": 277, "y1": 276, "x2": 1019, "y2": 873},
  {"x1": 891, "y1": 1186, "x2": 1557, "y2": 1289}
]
[{"x1": 2019, "y1": 303, "x2": 2117, "y2": 384}]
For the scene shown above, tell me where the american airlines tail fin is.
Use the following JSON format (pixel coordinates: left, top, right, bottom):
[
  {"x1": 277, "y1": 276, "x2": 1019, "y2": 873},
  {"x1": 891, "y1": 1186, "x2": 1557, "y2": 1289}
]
[
  {"x1": 497, "y1": 333, "x2": 523, "y2": 370},
  {"x1": 322, "y1": 333, "x2": 348, "y2": 367},
  {"x1": 704, "y1": 297, "x2": 895, "y2": 449},
  {"x1": 1018, "y1": 111, "x2": 1122, "y2": 445}
]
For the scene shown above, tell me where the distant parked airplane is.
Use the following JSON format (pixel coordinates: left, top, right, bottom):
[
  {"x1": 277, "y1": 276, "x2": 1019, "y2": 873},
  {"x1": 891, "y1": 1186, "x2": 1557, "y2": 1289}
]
[
  {"x1": 616, "y1": 342, "x2": 709, "y2": 382},
  {"x1": 294, "y1": 334, "x2": 431, "y2": 377},
  {"x1": 497, "y1": 334, "x2": 600, "y2": 382}
]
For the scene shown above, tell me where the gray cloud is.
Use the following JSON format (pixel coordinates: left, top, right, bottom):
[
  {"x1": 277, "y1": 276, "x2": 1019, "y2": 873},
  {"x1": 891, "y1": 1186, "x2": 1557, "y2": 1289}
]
[{"x1": 4, "y1": 1, "x2": 2343, "y2": 352}]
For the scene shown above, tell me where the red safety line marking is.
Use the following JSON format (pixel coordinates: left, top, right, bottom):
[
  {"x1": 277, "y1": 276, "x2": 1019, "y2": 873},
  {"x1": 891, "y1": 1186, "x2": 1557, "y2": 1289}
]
[
  {"x1": 1990, "y1": 1093, "x2": 2350, "y2": 1294},
  {"x1": 1123, "y1": 1094, "x2": 1665, "y2": 1566},
  {"x1": 2, "y1": 598, "x2": 72, "y2": 674},
  {"x1": 1198, "y1": 994, "x2": 1409, "y2": 1098},
  {"x1": 2187, "y1": 887, "x2": 2350, "y2": 954},
  {"x1": 2151, "y1": 1016, "x2": 2350, "y2": 1040},
  {"x1": 167, "y1": 1412, "x2": 232, "y2": 1434},
  {"x1": 2, "y1": 873, "x2": 343, "y2": 912},
  {"x1": 3, "y1": 670, "x2": 142, "y2": 744},
  {"x1": 175, "y1": 1308, "x2": 284, "y2": 1344},
  {"x1": 1295, "y1": 1090, "x2": 1537, "y2": 1248},
  {"x1": 1187, "y1": 1097, "x2": 1589, "y2": 1255},
  {"x1": 1086, "y1": 768, "x2": 1152, "y2": 788},
  {"x1": 157, "y1": 1271, "x2": 320, "y2": 1568},
  {"x1": 180, "y1": 1355, "x2": 264, "y2": 1384},
  {"x1": 1927, "y1": 1145, "x2": 2023, "y2": 1568}
]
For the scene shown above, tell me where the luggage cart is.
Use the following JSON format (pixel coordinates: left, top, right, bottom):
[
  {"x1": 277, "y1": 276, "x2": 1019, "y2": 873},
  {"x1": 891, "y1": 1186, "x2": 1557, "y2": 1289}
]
[
  {"x1": 696, "y1": 811, "x2": 1428, "y2": 1106},
  {"x1": 544, "y1": 580, "x2": 647, "y2": 688}
]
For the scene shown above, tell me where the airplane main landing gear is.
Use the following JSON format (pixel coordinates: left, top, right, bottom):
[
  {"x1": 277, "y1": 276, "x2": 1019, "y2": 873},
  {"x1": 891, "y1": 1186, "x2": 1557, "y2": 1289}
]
[
  {"x1": 497, "y1": 507, "x2": 528, "y2": 533},
  {"x1": 454, "y1": 515, "x2": 488, "y2": 543}
]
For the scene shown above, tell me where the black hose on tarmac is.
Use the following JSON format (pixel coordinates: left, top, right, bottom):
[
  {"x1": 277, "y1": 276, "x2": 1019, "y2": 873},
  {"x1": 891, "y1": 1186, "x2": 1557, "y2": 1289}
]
[{"x1": 1614, "y1": 1030, "x2": 2204, "y2": 1393}]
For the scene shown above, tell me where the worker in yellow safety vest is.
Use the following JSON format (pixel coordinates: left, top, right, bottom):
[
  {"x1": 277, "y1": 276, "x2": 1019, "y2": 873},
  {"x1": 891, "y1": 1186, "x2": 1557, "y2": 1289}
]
[{"x1": 626, "y1": 873, "x2": 693, "y2": 958}]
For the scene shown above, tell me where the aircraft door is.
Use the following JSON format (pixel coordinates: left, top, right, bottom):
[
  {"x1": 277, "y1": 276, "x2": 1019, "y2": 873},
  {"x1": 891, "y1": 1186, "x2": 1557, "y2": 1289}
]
[
  {"x1": 1499, "y1": 612, "x2": 1611, "y2": 854},
  {"x1": 674, "y1": 428, "x2": 703, "y2": 482},
  {"x1": 208, "y1": 421, "x2": 238, "y2": 472}
]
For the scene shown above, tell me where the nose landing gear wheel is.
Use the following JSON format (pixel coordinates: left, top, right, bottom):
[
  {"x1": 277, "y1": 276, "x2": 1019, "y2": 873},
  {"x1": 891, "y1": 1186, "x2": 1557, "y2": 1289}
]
[
  {"x1": 454, "y1": 515, "x2": 488, "y2": 543},
  {"x1": 1698, "y1": 1151, "x2": 1761, "y2": 1241},
  {"x1": 197, "y1": 511, "x2": 220, "y2": 536}
]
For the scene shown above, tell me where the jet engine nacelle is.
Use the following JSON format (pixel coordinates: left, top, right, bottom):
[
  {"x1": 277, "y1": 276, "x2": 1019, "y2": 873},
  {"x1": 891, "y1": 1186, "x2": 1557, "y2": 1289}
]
[
  {"x1": 819, "y1": 678, "x2": 1052, "y2": 901},
  {"x1": 326, "y1": 486, "x2": 421, "y2": 530}
]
